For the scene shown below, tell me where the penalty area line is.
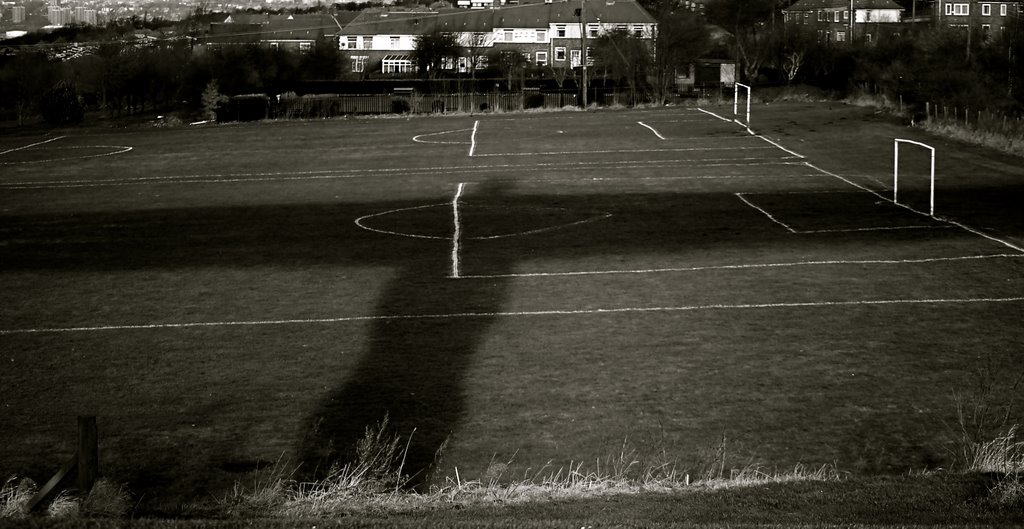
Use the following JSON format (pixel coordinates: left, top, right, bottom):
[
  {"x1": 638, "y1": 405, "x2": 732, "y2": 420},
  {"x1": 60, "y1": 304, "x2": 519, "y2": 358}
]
[
  {"x1": 5, "y1": 296, "x2": 1024, "y2": 335},
  {"x1": 455, "y1": 254, "x2": 1024, "y2": 279}
]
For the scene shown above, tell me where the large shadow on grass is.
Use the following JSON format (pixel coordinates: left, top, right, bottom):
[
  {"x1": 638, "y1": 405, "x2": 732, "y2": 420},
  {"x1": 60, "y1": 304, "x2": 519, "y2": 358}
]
[{"x1": 298, "y1": 181, "x2": 515, "y2": 489}]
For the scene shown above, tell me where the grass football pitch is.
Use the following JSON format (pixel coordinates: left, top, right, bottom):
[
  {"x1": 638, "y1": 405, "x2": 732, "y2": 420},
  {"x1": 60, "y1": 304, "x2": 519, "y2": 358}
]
[{"x1": 1, "y1": 103, "x2": 1023, "y2": 509}]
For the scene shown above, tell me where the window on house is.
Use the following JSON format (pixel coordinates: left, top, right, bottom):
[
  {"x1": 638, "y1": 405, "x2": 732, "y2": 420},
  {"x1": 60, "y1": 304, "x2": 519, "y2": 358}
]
[
  {"x1": 836, "y1": 31, "x2": 845, "y2": 42},
  {"x1": 632, "y1": 24, "x2": 643, "y2": 37},
  {"x1": 1001, "y1": 3, "x2": 1008, "y2": 15},
  {"x1": 537, "y1": 29, "x2": 546, "y2": 41},
  {"x1": 382, "y1": 57, "x2": 413, "y2": 73},
  {"x1": 351, "y1": 55, "x2": 368, "y2": 72},
  {"x1": 833, "y1": 11, "x2": 840, "y2": 22},
  {"x1": 953, "y1": 3, "x2": 969, "y2": 15},
  {"x1": 504, "y1": 29, "x2": 513, "y2": 41},
  {"x1": 299, "y1": 41, "x2": 312, "y2": 53},
  {"x1": 817, "y1": 10, "x2": 824, "y2": 21},
  {"x1": 588, "y1": 24, "x2": 599, "y2": 38},
  {"x1": 554, "y1": 46, "x2": 566, "y2": 61},
  {"x1": 945, "y1": 3, "x2": 952, "y2": 15},
  {"x1": 866, "y1": 33, "x2": 872, "y2": 42},
  {"x1": 346, "y1": 36, "x2": 358, "y2": 49},
  {"x1": 843, "y1": 9, "x2": 848, "y2": 20},
  {"x1": 983, "y1": 23, "x2": 992, "y2": 39},
  {"x1": 458, "y1": 56, "x2": 469, "y2": 72},
  {"x1": 536, "y1": 51, "x2": 548, "y2": 66},
  {"x1": 586, "y1": 46, "x2": 593, "y2": 65},
  {"x1": 982, "y1": 3, "x2": 991, "y2": 15},
  {"x1": 390, "y1": 36, "x2": 399, "y2": 47},
  {"x1": 269, "y1": 42, "x2": 279, "y2": 50},
  {"x1": 556, "y1": 24, "x2": 566, "y2": 37},
  {"x1": 570, "y1": 48, "x2": 581, "y2": 67}
]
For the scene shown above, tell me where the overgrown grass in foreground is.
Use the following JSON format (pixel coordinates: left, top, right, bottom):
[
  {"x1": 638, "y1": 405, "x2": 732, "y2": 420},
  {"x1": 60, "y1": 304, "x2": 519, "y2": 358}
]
[
  {"x1": 215, "y1": 419, "x2": 841, "y2": 518},
  {"x1": 0, "y1": 477, "x2": 129, "y2": 519}
]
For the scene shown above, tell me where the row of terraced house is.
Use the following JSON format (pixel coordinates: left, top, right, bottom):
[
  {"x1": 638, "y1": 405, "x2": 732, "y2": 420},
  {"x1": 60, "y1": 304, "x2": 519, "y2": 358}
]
[
  {"x1": 203, "y1": 0, "x2": 657, "y2": 77},
  {"x1": 783, "y1": 0, "x2": 1022, "y2": 44},
  {"x1": 201, "y1": 0, "x2": 1022, "y2": 78}
]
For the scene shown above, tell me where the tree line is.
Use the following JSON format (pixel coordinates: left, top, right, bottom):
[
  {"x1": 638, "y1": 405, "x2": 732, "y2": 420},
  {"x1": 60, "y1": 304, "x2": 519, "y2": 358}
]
[{"x1": 1, "y1": 0, "x2": 1022, "y2": 126}]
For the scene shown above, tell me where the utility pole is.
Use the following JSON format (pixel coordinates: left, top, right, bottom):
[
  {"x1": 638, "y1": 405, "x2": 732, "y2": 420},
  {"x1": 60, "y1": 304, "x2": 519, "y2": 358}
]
[
  {"x1": 849, "y1": 0, "x2": 854, "y2": 43},
  {"x1": 578, "y1": 0, "x2": 588, "y2": 108}
]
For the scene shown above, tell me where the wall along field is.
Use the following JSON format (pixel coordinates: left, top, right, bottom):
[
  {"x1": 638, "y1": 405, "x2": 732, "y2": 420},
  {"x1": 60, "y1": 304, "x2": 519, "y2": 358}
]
[{"x1": 1, "y1": 103, "x2": 1023, "y2": 509}]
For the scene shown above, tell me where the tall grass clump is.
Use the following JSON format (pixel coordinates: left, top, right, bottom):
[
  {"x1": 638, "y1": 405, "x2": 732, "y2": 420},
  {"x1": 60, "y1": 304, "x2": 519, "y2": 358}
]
[
  {"x1": 949, "y1": 361, "x2": 1024, "y2": 471},
  {"x1": 0, "y1": 477, "x2": 36, "y2": 518},
  {"x1": 221, "y1": 415, "x2": 415, "y2": 516},
  {"x1": 947, "y1": 361, "x2": 1024, "y2": 506},
  {"x1": 223, "y1": 427, "x2": 846, "y2": 517}
]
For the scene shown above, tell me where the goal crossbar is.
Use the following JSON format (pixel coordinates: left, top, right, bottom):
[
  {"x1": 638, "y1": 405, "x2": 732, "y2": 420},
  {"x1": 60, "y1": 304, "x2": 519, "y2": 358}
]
[{"x1": 893, "y1": 138, "x2": 936, "y2": 217}]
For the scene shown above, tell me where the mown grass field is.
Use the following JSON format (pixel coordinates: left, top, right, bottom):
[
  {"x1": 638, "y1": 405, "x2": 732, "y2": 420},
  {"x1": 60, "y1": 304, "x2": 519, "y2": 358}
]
[{"x1": 1, "y1": 103, "x2": 1023, "y2": 514}]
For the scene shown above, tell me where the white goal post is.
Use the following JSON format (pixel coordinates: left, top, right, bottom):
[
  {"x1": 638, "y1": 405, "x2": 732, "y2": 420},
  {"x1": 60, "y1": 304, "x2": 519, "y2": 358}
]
[
  {"x1": 893, "y1": 138, "x2": 936, "y2": 217},
  {"x1": 733, "y1": 83, "x2": 751, "y2": 130}
]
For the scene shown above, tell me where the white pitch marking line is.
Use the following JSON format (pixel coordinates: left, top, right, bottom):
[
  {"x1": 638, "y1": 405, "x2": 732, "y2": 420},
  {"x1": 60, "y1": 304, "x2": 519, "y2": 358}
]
[
  {"x1": 413, "y1": 128, "x2": 473, "y2": 145},
  {"x1": 469, "y1": 120, "x2": 479, "y2": 157},
  {"x1": 472, "y1": 146, "x2": 776, "y2": 157},
  {"x1": 804, "y1": 162, "x2": 1024, "y2": 254},
  {"x1": 696, "y1": 108, "x2": 733, "y2": 123},
  {"x1": 0, "y1": 159, "x2": 807, "y2": 190},
  {"x1": 0, "y1": 135, "x2": 66, "y2": 156},
  {"x1": 355, "y1": 203, "x2": 452, "y2": 240},
  {"x1": 5, "y1": 296, "x2": 1024, "y2": 335},
  {"x1": 638, "y1": 121, "x2": 667, "y2": 140},
  {"x1": 451, "y1": 182, "x2": 466, "y2": 278},
  {"x1": 454, "y1": 254, "x2": 1024, "y2": 279},
  {"x1": 0, "y1": 145, "x2": 132, "y2": 166},
  {"x1": 797, "y1": 225, "x2": 952, "y2": 234},
  {"x1": 756, "y1": 135, "x2": 805, "y2": 159},
  {"x1": 736, "y1": 192, "x2": 949, "y2": 234},
  {"x1": 736, "y1": 193, "x2": 796, "y2": 233}
]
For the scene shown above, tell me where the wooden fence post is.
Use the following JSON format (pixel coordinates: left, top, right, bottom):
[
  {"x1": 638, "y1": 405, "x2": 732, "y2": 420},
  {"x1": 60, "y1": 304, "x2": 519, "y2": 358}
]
[{"x1": 77, "y1": 416, "x2": 97, "y2": 495}]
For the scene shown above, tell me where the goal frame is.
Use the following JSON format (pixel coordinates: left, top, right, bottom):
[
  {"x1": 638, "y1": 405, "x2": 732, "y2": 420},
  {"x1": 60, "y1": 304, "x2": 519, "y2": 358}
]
[
  {"x1": 733, "y1": 83, "x2": 751, "y2": 129},
  {"x1": 893, "y1": 138, "x2": 936, "y2": 217}
]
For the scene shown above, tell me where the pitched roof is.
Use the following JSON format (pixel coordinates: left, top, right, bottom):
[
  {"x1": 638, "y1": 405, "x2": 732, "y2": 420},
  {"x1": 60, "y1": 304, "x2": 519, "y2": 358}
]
[
  {"x1": 784, "y1": 0, "x2": 903, "y2": 10},
  {"x1": 343, "y1": 10, "x2": 440, "y2": 36},
  {"x1": 340, "y1": 0, "x2": 655, "y2": 35},
  {"x1": 261, "y1": 13, "x2": 342, "y2": 40},
  {"x1": 208, "y1": 13, "x2": 346, "y2": 43}
]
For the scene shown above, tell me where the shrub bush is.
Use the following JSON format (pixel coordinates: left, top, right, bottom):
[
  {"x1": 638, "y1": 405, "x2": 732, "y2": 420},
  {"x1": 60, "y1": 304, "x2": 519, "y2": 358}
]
[{"x1": 39, "y1": 80, "x2": 84, "y2": 125}]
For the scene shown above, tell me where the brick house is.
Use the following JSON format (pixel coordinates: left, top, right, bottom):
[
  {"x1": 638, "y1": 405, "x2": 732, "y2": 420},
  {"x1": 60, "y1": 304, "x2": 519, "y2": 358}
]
[
  {"x1": 932, "y1": 1, "x2": 1022, "y2": 40},
  {"x1": 782, "y1": 0, "x2": 904, "y2": 43}
]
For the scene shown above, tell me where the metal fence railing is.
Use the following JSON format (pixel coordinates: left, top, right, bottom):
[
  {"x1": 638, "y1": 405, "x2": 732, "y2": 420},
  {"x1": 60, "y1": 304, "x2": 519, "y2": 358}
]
[{"x1": 225, "y1": 91, "x2": 583, "y2": 121}]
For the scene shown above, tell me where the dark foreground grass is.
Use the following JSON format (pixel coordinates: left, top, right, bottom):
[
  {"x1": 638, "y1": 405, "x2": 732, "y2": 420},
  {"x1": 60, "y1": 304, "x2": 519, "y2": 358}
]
[{"x1": 2, "y1": 474, "x2": 1023, "y2": 528}]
